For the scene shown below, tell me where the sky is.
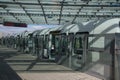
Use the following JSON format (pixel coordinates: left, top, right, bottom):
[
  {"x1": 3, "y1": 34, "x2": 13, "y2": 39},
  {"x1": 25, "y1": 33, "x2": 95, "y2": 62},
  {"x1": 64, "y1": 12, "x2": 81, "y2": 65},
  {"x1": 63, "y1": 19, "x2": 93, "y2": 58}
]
[{"x1": 0, "y1": 24, "x2": 58, "y2": 36}]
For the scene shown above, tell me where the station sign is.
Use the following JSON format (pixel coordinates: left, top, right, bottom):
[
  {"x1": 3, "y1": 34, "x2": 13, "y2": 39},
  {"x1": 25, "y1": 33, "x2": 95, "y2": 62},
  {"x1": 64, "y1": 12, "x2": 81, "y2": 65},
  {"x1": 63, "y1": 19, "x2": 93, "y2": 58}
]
[{"x1": 3, "y1": 22, "x2": 27, "y2": 27}]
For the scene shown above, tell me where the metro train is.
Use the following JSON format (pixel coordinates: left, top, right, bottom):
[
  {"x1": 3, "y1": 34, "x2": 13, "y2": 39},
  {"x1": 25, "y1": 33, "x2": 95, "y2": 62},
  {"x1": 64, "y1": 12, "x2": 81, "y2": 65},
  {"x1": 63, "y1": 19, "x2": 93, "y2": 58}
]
[
  {"x1": 26, "y1": 18, "x2": 120, "y2": 60},
  {"x1": 1, "y1": 18, "x2": 120, "y2": 80},
  {"x1": 15, "y1": 18, "x2": 120, "y2": 68}
]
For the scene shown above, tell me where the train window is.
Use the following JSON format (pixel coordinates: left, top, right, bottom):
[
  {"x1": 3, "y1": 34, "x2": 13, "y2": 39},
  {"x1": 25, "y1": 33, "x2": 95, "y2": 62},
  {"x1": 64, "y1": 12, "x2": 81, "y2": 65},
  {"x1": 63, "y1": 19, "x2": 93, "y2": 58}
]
[
  {"x1": 52, "y1": 34, "x2": 55, "y2": 46},
  {"x1": 75, "y1": 37, "x2": 83, "y2": 49}
]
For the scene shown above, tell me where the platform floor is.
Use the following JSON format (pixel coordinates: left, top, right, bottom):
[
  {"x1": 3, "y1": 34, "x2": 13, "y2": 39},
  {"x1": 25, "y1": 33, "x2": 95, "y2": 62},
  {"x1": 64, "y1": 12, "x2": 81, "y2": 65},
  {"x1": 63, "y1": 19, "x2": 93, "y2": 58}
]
[
  {"x1": 18, "y1": 72, "x2": 101, "y2": 80},
  {"x1": 0, "y1": 45, "x2": 101, "y2": 80}
]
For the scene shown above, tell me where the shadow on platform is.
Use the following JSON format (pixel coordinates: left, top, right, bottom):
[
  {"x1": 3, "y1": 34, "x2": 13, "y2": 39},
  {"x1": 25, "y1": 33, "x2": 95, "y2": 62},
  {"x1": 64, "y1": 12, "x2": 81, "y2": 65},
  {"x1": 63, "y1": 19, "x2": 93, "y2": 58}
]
[
  {"x1": 26, "y1": 57, "x2": 39, "y2": 71},
  {"x1": 0, "y1": 46, "x2": 20, "y2": 59},
  {"x1": 0, "y1": 57, "x2": 22, "y2": 80}
]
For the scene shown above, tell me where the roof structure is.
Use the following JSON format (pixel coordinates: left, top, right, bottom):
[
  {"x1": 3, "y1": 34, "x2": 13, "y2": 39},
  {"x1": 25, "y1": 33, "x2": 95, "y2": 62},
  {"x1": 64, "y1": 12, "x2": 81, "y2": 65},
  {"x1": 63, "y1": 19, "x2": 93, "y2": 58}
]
[{"x1": 0, "y1": 0, "x2": 120, "y2": 25}]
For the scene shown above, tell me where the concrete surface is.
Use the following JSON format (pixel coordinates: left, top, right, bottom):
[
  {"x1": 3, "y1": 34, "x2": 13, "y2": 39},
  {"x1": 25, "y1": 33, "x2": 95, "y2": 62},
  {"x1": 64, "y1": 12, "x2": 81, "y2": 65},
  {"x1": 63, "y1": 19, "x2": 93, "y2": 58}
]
[
  {"x1": 18, "y1": 72, "x2": 102, "y2": 80},
  {"x1": 0, "y1": 45, "x2": 102, "y2": 80}
]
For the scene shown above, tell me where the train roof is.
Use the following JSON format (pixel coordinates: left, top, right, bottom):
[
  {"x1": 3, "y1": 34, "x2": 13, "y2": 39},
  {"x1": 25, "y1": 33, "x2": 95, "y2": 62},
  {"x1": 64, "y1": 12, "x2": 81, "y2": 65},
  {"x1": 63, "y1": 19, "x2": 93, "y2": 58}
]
[
  {"x1": 83, "y1": 18, "x2": 120, "y2": 34},
  {"x1": 31, "y1": 18, "x2": 120, "y2": 36}
]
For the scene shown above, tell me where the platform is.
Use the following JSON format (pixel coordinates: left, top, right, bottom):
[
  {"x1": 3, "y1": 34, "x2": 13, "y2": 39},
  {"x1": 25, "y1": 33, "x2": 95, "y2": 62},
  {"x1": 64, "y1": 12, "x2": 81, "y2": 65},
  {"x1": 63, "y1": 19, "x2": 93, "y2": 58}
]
[{"x1": 0, "y1": 45, "x2": 101, "y2": 80}]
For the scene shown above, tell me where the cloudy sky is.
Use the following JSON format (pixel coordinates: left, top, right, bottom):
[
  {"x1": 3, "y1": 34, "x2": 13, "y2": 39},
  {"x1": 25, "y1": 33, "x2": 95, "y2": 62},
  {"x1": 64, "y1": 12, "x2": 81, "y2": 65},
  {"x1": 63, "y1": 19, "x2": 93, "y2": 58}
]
[{"x1": 0, "y1": 24, "x2": 58, "y2": 36}]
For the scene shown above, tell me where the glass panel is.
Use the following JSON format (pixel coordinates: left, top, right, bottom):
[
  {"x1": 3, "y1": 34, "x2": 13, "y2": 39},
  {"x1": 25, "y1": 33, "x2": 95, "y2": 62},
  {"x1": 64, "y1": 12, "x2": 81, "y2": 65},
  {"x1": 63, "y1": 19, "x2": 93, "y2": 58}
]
[
  {"x1": 34, "y1": 36, "x2": 38, "y2": 48},
  {"x1": 114, "y1": 54, "x2": 120, "y2": 80},
  {"x1": 115, "y1": 34, "x2": 120, "y2": 80},
  {"x1": 68, "y1": 33, "x2": 74, "y2": 54},
  {"x1": 86, "y1": 51, "x2": 112, "y2": 80},
  {"x1": 91, "y1": 52, "x2": 100, "y2": 62},
  {"x1": 89, "y1": 36, "x2": 105, "y2": 48},
  {"x1": 38, "y1": 35, "x2": 44, "y2": 58},
  {"x1": 44, "y1": 35, "x2": 49, "y2": 49},
  {"x1": 50, "y1": 34, "x2": 59, "y2": 58},
  {"x1": 85, "y1": 34, "x2": 114, "y2": 80},
  {"x1": 52, "y1": 34, "x2": 55, "y2": 46},
  {"x1": 60, "y1": 34, "x2": 67, "y2": 54},
  {"x1": 28, "y1": 34, "x2": 33, "y2": 47},
  {"x1": 75, "y1": 37, "x2": 83, "y2": 49},
  {"x1": 55, "y1": 35, "x2": 60, "y2": 53},
  {"x1": 38, "y1": 35, "x2": 43, "y2": 49}
]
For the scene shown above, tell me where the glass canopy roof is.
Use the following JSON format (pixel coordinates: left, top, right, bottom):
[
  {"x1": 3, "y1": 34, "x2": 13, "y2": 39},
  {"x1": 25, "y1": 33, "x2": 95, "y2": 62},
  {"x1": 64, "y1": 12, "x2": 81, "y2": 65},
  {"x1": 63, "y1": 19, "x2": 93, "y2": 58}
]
[{"x1": 0, "y1": 0, "x2": 119, "y2": 25}]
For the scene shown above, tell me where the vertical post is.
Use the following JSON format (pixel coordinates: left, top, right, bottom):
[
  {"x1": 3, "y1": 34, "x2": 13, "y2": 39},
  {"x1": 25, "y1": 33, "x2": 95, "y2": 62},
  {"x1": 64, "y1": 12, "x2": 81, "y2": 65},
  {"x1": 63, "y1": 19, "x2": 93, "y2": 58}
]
[{"x1": 114, "y1": 33, "x2": 120, "y2": 80}]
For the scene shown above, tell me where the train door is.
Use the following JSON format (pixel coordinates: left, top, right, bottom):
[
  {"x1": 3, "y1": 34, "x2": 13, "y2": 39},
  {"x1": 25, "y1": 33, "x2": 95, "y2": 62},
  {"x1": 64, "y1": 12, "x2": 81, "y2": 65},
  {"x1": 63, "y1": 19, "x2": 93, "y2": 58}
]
[
  {"x1": 54, "y1": 34, "x2": 61, "y2": 61},
  {"x1": 67, "y1": 33, "x2": 74, "y2": 67},
  {"x1": 34, "y1": 35, "x2": 39, "y2": 56},
  {"x1": 38, "y1": 35, "x2": 44, "y2": 59},
  {"x1": 24, "y1": 36, "x2": 29, "y2": 53},
  {"x1": 28, "y1": 34, "x2": 33, "y2": 55},
  {"x1": 49, "y1": 31, "x2": 61, "y2": 60},
  {"x1": 49, "y1": 34, "x2": 57, "y2": 60},
  {"x1": 32, "y1": 36, "x2": 36, "y2": 55},
  {"x1": 16, "y1": 35, "x2": 20, "y2": 51},
  {"x1": 55, "y1": 33, "x2": 68, "y2": 63},
  {"x1": 43, "y1": 35, "x2": 49, "y2": 59},
  {"x1": 55, "y1": 33, "x2": 71, "y2": 64},
  {"x1": 60, "y1": 33, "x2": 67, "y2": 55},
  {"x1": 21, "y1": 38, "x2": 25, "y2": 52},
  {"x1": 73, "y1": 32, "x2": 88, "y2": 69}
]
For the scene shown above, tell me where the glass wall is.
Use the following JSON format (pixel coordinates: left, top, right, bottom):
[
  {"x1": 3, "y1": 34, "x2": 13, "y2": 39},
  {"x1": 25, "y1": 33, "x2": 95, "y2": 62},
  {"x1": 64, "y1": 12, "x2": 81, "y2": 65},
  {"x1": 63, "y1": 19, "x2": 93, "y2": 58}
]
[
  {"x1": 85, "y1": 34, "x2": 115, "y2": 80},
  {"x1": 60, "y1": 34, "x2": 67, "y2": 55},
  {"x1": 115, "y1": 33, "x2": 120, "y2": 80}
]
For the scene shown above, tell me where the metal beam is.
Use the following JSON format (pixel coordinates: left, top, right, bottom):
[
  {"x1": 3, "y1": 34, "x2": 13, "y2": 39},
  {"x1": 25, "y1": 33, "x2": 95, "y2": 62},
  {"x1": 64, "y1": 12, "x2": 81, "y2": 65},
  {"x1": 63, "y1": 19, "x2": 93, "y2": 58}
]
[
  {"x1": 59, "y1": 0, "x2": 65, "y2": 24},
  {"x1": 1, "y1": 12, "x2": 120, "y2": 18},
  {"x1": 72, "y1": 9, "x2": 81, "y2": 23},
  {"x1": 20, "y1": 5, "x2": 35, "y2": 24},
  {"x1": 13, "y1": 0, "x2": 35, "y2": 24},
  {"x1": 38, "y1": 0, "x2": 48, "y2": 24},
  {"x1": 10, "y1": 13, "x2": 21, "y2": 22},
  {"x1": 3, "y1": 8, "x2": 22, "y2": 23},
  {"x1": 0, "y1": 1, "x2": 120, "y2": 7}
]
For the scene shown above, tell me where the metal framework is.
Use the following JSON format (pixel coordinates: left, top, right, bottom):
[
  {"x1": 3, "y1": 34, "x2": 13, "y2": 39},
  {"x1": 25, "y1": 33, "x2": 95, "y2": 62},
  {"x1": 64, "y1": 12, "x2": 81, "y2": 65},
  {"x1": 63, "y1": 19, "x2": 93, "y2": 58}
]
[
  {"x1": 38, "y1": 0, "x2": 48, "y2": 24},
  {"x1": 72, "y1": 9, "x2": 81, "y2": 23},
  {"x1": 0, "y1": 0, "x2": 120, "y2": 24},
  {"x1": 3, "y1": 7, "x2": 22, "y2": 23},
  {"x1": 20, "y1": 5, "x2": 35, "y2": 24},
  {"x1": 59, "y1": 0, "x2": 65, "y2": 24}
]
